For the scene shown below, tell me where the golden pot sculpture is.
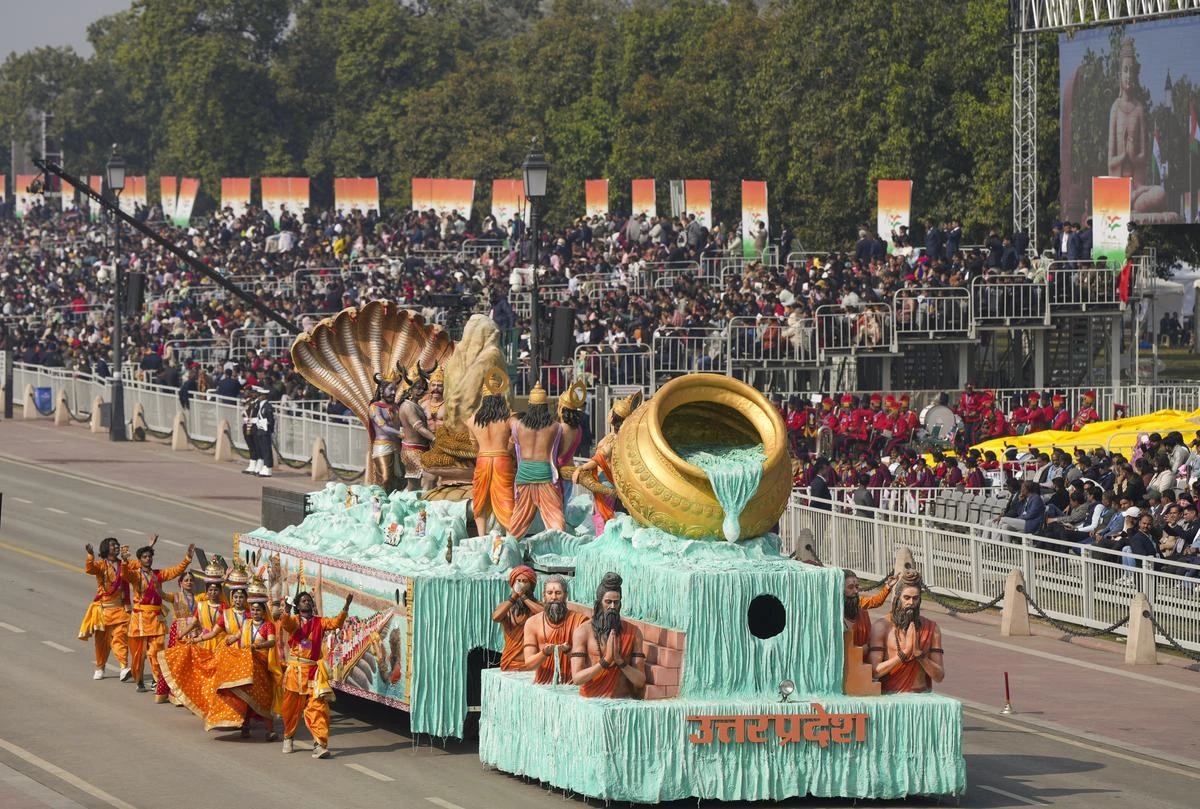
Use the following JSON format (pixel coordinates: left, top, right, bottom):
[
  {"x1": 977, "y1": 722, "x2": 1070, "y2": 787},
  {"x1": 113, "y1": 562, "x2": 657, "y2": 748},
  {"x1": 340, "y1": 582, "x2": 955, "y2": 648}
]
[{"x1": 610, "y1": 374, "x2": 791, "y2": 541}]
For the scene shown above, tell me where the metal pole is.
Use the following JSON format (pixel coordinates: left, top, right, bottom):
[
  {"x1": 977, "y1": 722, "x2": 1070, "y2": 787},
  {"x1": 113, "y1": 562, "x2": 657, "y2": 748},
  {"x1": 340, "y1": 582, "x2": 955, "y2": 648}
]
[
  {"x1": 529, "y1": 199, "x2": 541, "y2": 382},
  {"x1": 110, "y1": 194, "x2": 126, "y2": 441}
]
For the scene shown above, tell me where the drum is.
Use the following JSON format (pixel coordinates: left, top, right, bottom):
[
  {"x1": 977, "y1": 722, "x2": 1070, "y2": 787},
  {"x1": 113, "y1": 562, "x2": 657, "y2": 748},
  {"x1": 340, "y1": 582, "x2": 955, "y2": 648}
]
[{"x1": 920, "y1": 404, "x2": 959, "y2": 442}]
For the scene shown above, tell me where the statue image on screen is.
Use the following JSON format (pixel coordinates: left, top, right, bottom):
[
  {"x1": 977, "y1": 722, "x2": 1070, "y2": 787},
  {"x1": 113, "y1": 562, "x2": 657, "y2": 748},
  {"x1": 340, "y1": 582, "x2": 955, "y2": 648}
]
[{"x1": 1107, "y1": 39, "x2": 1166, "y2": 214}]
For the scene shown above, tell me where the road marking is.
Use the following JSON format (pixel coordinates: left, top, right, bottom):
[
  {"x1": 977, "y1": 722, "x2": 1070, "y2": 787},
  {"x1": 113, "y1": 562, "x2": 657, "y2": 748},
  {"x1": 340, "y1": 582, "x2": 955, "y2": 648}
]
[
  {"x1": 0, "y1": 453, "x2": 259, "y2": 523},
  {"x1": 978, "y1": 784, "x2": 1045, "y2": 805},
  {"x1": 159, "y1": 539, "x2": 186, "y2": 548},
  {"x1": 964, "y1": 708, "x2": 1200, "y2": 781},
  {"x1": 0, "y1": 538, "x2": 79, "y2": 573},
  {"x1": 943, "y1": 628, "x2": 1200, "y2": 695},
  {"x1": 0, "y1": 622, "x2": 25, "y2": 633},
  {"x1": 82, "y1": 518, "x2": 106, "y2": 526},
  {"x1": 42, "y1": 641, "x2": 74, "y2": 653},
  {"x1": 45, "y1": 507, "x2": 68, "y2": 515},
  {"x1": 13, "y1": 497, "x2": 32, "y2": 504},
  {"x1": 122, "y1": 529, "x2": 143, "y2": 537},
  {"x1": 345, "y1": 763, "x2": 394, "y2": 782},
  {"x1": 426, "y1": 799, "x2": 466, "y2": 809},
  {"x1": 0, "y1": 738, "x2": 138, "y2": 809}
]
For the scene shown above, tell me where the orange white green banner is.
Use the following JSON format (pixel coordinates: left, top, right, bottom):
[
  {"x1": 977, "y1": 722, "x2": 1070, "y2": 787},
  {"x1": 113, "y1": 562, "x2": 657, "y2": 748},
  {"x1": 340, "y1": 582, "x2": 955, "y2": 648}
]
[
  {"x1": 741, "y1": 180, "x2": 768, "y2": 258},
  {"x1": 631, "y1": 179, "x2": 656, "y2": 219},
  {"x1": 876, "y1": 180, "x2": 912, "y2": 255},
  {"x1": 261, "y1": 177, "x2": 309, "y2": 224},
  {"x1": 585, "y1": 179, "x2": 608, "y2": 219},
  {"x1": 14, "y1": 174, "x2": 39, "y2": 218},
  {"x1": 220, "y1": 178, "x2": 252, "y2": 217},
  {"x1": 412, "y1": 178, "x2": 476, "y2": 218},
  {"x1": 83, "y1": 175, "x2": 104, "y2": 222},
  {"x1": 160, "y1": 176, "x2": 200, "y2": 226},
  {"x1": 1091, "y1": 176, "x2": 1131, "y2": 269},
  {"x1": 683, "y1": 179, "x2": 712, "y2": 229},
  {"x1": 119, "y1": 176, "x2": 147, "y2": 216},
  {"x1": 490, "y1": 179, "x2": 526, "y2": 229},
  {"x1": 334, "y1": 177, "x2": 379, "y2": 214}
]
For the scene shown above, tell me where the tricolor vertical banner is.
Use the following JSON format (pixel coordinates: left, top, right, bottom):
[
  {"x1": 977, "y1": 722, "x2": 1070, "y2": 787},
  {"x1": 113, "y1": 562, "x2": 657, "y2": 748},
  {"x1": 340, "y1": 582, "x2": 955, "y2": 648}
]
[
  {"x1": 220, "y1": 178, "x2": 252, "y2": 217},
  {"x1": 584, "y1": 180, "x2": 608, "y2": 218},
  {"x1": 412, "y1": 179, "x2": 475, "y2": 217},
  {"x1": 876, "y1": 180, "x2": 912, "y2": 255},
  {"x1": 14, "y1": 174, "x2": 38, "y2": 218},
  {"x1": 1092, "y1": 176, "x2": 1132, "y2": 269},
  {"x1": 334, "y1": 177, "x2": 379, "y2": 213},
  {"x1": 490, "y1": 179, "x2": 526, "y2": 229},
  {"x1": 83, "y1": 175, "x2": 104, "y2": 222},
  {"x1": 741, "y1": 180, "x2": 768, "y2": 259},
  {"x1": 119, "y1": 176, "x2": 147, "y2": 216},
  {"x1": 261, "y1": 177, "x2": 309, "y2": 224},
  {"x1": 631, "y1": 179, "x2": 656, "y2": 219},
  {"x1": 159, "y1": 177, "x2": 200, "y2": 227},
  {"x1": 683, "y1": 179, "x2": 712, "y2": 228}
]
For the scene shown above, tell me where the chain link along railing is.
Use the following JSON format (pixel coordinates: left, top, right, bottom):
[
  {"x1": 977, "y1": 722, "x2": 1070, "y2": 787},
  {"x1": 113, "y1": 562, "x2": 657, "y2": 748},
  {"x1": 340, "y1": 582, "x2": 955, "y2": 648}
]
[
  {"x1": 63, "y1": 391, "x2": 93, "y2": 424},
  {"x1": 179, "y1": 419, "x2": 216, "y2": 452},
  {"x1": 1016, "y1": 583, "x2": 1131, "y2": 638},
  {"x1": 271, "y1": 434, "x2": 314, "y2": 470},
  {"x1": 1143, "y1": 609, "x2": 1200, "y2": 663},
  {"x1": 919, "y1": 580, "x2": 1006, "y2": 615},
  {"x1": 319, "y1": 446, "x2": 363, "y2": 483}
]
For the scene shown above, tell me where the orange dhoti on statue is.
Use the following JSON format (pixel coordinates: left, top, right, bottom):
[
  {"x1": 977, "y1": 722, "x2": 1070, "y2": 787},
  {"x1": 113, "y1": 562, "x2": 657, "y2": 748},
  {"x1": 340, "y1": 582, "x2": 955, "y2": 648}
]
[
  {"x1": 580, "y1": 629, "x2": 639, "y2": 699},
  {"x1": 472, "y1": 451, "x2": 515, "y2": 532},
  {"x1": 880, "y1": 621, "x2": 937, "y2": 694}
]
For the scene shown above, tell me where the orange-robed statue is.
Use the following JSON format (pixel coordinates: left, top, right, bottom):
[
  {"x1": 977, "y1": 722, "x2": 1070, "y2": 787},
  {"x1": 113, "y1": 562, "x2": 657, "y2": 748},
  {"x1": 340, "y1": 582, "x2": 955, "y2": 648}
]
[
  {"x1": 522, "y1": 574, "x2": 586, "y2": 685},
  {"x1": 491, "y1": 565, "x2": 542, "y2": 671},
  {"x1": 570, "y1": 572, "x2": 646, "y2": 698},
  {"x1": 465, "y1": 369, "x2": 515, "y2": 536},
  {"x1": 866, "y1": 579, "x2": 945, "y2": 694}
]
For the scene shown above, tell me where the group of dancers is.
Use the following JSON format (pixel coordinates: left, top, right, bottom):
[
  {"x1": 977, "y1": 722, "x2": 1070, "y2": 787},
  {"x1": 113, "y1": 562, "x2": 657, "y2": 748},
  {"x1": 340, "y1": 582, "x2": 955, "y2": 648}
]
[{"x1": 80, "y1": 537, "x2": 350, "y2": 758}]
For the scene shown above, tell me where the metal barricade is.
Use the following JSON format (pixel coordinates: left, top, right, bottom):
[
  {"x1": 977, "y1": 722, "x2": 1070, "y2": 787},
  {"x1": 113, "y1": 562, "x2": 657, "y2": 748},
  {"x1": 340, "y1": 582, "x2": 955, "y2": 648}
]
[
  {"x1": 574, "y1": 343, "x2": 653, "y2": 392},
  {"x1": 813, "y1": 304, "x2": 895, "y2": 357},
  {"x1": 1046, "y1": 262, "x2": 1126, "y2": 314},
  {"x1": 893, "y1": 287, "x2": 973, "y2": 342},
  {"x1": 651, "y1": 327, "x2": 727, "y2": 383},
  {"x1": 969, "y1": 276, "x2": 1048, "y2": 326},
  {"x1": 726, "y1": 316, "x2": 817, "y2": 366}
]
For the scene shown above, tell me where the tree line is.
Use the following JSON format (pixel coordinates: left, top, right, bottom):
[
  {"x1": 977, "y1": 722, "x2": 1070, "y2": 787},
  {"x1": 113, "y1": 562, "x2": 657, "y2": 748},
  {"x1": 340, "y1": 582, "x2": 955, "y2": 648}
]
[{"x1": 0, "y1": 0, "x2": 1061, "y2": 248}]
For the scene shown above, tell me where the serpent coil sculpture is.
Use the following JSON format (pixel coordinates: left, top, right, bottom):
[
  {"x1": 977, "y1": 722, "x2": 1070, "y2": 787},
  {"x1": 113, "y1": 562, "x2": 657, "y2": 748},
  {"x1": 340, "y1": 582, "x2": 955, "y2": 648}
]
[{"x1": 290, "y1": 301, "x2": 455, "y2": 485}]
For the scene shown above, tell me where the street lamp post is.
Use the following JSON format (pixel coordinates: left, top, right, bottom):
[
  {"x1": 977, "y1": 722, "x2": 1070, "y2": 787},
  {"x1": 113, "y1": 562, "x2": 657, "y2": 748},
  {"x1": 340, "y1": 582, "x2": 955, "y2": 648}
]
[
  {"x1": 521, "y1": 139, "x2": 549, "y2": 383},
  {"x1": 106, "y1": 145, "x2": 126, "y2": 441}
]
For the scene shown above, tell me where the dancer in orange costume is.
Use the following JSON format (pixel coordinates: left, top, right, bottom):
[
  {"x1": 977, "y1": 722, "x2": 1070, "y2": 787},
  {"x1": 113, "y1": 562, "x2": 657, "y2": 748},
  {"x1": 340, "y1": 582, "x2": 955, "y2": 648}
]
[
  {"x1": 123, "y1": 538, "x2": 194, "y2": 697},
  {"x1": 80, "y1": 537, "x2": 132, "y2": 682},
  {"x1": 466, "y1": 368, "x2": 515, "y2": 535},
  {"x1": 273, "y1": 590, "x2": 352, "y2": 758},
  {"x1": 156, "y1": 568, "x2": 199, "y2": 704},
  {"x1": 158, "y1": 558, "x2": 227, "y2": 720},
  {"x1": 189, "y1": 563, "x2": 255, "y2": 732},
  {"x1": 233, "y1": 577, "x2": 282, "y2": 740}
]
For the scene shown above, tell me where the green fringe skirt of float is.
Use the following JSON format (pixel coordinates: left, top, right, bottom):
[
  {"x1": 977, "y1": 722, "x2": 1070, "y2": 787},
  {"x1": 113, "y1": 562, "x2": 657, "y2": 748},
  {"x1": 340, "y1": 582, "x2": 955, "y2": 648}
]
[{"x1": 479, "y1": 670, "x2": 966, "y2": 802}]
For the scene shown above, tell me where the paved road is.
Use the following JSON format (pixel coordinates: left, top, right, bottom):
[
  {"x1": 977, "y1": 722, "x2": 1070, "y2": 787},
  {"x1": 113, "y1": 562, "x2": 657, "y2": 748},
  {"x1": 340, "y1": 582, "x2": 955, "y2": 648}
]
[{"x1": 0, "y1": 456, "x2": 1197, "y2": 809}]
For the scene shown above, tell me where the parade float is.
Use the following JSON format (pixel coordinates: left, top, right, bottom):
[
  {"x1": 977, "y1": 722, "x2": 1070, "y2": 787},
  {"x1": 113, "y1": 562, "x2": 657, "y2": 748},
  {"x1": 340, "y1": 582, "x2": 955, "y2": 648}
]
[{"x1": 234, "y1": 300, "x2": 965, "y2": 801}]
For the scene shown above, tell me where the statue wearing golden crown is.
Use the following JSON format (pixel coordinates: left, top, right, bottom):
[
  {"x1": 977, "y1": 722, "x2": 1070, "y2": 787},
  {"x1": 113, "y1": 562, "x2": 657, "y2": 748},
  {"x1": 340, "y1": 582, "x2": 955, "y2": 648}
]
[
  {"x1": 571, "y1": 390, "x2": 643, "y2": 535},
  {"x1": 397, "y1": 363, "x2": 439, "y2": 490},
  {"x1": 368, "y1": 368, "x2": 405, "y2": 492},
  {"x1": 509, "y1": 381, "x2": 567, "y2": 538}
]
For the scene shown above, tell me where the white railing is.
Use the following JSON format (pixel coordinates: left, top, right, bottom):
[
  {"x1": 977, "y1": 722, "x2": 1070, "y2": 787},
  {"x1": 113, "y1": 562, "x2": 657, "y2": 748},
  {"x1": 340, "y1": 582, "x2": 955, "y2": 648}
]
[
  {"x1": 651, "y1": 327, "x2": 726, "y2": 381},
  {"x1": 1046, "y1": 262, "x2": 1125, "y2": 314},
  {"x1": 574, "y1": 343, "x2": 654, "y2": 393},
  {"x1": 893, "y1": 287, "x2": 973, "y2": 341},
  {"x1": 780, "y1": 493, "x2": 1200, "y2": 652},
  {"x1": 828, "y1": 486, "x2": 944, "y2": 516},
  {"x1": 814, "y1": 304, "x2": 896, "y2": 356},
  {"x1": 969, "y1": 276, "x2": 1048, "y2": 326}
]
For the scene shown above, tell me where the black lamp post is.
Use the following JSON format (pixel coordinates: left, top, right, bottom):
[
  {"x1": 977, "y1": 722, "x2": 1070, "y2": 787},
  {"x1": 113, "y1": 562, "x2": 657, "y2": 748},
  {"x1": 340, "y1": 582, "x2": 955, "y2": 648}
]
[
  {"x1": 521, "y1": 138, "x2": 549, "y2": 382},
  {"x1": 106, "y1": 145, "x2": 126, "y2": 441}
]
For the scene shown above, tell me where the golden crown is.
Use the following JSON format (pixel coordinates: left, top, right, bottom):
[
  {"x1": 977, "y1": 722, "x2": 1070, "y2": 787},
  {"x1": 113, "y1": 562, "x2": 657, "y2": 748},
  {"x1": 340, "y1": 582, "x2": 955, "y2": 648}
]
[
  {"x1": 528, "y1": 381, "x2": 548, "y2": 406},
  {"x1": 430, "y1": 365, "x2": 445, "y2": 383},
  {"x1": 612, "y1": 390, "x2": 644, "y2": 420},
  {"x1": 482, "y1": 367, "x2": 510, "y2": 397},
  {"x1": 559, "y1": 379, "x2": 587, "y2": 411}
]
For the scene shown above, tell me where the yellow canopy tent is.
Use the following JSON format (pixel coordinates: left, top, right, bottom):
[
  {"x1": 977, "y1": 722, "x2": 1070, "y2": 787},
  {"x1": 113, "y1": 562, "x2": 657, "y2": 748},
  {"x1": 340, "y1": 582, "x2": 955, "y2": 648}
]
[{"x1": 972, "y1": 409, "x2": 1200, "y2": 459}]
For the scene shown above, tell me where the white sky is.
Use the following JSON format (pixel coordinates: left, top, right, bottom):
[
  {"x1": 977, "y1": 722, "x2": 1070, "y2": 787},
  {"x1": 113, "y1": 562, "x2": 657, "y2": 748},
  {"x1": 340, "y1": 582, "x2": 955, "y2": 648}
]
[{"x1": 0, "y1": 0, "x2": 132, "y2": 61}]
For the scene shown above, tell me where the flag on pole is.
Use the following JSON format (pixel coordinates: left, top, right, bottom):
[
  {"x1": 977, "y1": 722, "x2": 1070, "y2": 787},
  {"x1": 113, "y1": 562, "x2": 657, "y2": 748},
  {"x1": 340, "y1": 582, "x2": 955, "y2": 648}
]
[
  {"x1": 1191, "y1": 103, "x2": 1200, "y2": 152},
  {"x1": 1118, "y1": 260, "x2": 1133, "y2": 304}
]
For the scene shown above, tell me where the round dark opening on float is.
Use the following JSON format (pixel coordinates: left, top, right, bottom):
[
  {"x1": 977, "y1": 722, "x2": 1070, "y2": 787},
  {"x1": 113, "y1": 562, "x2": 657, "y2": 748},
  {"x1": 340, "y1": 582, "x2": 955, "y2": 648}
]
[{"x1": 747, "y1": 594, "x2": 786, "y2": 639}]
